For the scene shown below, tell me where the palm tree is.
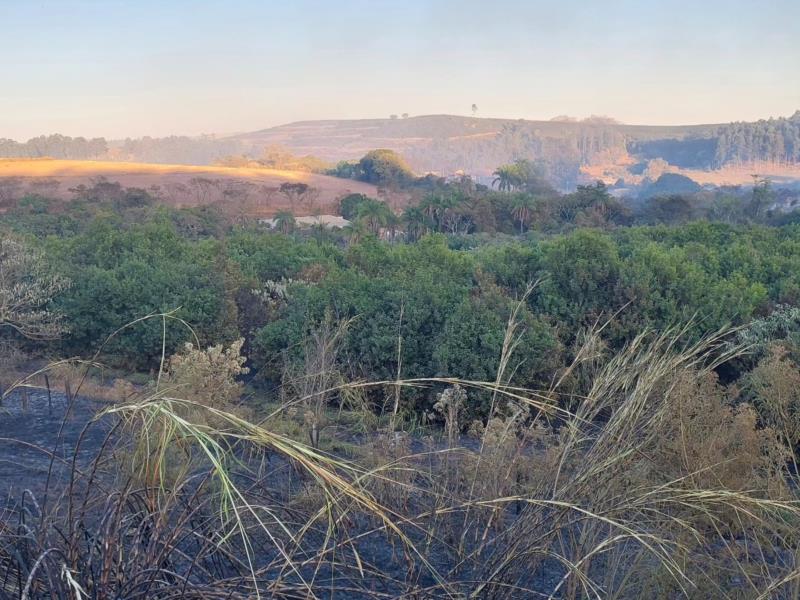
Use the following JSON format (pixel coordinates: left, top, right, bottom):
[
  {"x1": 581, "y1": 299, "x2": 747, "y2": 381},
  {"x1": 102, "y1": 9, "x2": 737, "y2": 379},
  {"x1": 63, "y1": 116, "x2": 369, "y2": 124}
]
[
  {"x1": 510, "y1": 194, "x2": 536, "y2": 233},
  {"x1": 492, "y1": 164, "x2": 520, "y2": 192},
  {"x1": 385, "y1": 211, "x2": 401, "y2": 242},
  {"x1": 273, "y1": 211, "x2": 296, "y2": 235},
  {"x1": 343, "y1": 220, "x2": 369, "y2": 245},
  {"x1": 493, "y1": 159, "x2": 546, "y2": 193},
  {"x1": 356, "y1": 199, "x2": 392, "y2": 236},
  {"x1": 310, "y1": 220, "x2": 330, "y2": 244},
  {"x1": 419, "y1": 196, "x2": 438, "y2": 224},
  {"x1": 402, "y1": 206, "x2": 430, "y2": 242},
  {"x1": 419, "y1": 194, "x2": 461, "y2": 232}
]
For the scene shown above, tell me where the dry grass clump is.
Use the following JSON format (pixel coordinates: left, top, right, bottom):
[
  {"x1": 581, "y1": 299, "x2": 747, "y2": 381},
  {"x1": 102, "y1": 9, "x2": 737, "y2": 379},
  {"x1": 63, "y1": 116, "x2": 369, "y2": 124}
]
[
  {"x1": 430, "y1": 383, "x2": 467, "y2": 448},
  {"x1": 747, "y1": 344, "x2": 800, "y2": 470},
  {"x1": 4, "y1": 317, "x2": 800, "y2": 598},
  {"x1": 279, "y1": 314, "x2": 350, "y2": 449},
  {"x1": 161, "y1": 337, "x2": 251, "y2": 423},
  {"x1": 360, "y1": 430, "x2": 417, "y2": 511},
  {"x1": 450, "y1": 328, "x2": 800, "y2": 599},
  {"x1": 652, "y1": 369, "x2": 786, "y2": 495}
]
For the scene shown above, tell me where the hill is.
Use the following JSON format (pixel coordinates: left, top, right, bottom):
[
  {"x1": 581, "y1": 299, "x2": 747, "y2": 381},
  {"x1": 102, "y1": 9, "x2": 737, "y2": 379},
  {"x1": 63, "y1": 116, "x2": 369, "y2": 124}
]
[
  {"x1": 4, "y1": 112, "x2": 800, "y2": 191},
  {"x1": 230, "y1": 113, "x2": 800, "y2": 189},
  {"x1": 0, "y1": 158, "x2": 399, "y2": 216},
  {"x1": 234, "y1": 114, "x2": 718, "y2": 165}
]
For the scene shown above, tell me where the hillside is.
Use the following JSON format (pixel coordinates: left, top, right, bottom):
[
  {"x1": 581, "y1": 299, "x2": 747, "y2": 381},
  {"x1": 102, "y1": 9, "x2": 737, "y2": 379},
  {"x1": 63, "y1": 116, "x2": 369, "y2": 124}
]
[
  {"x1": 4, "y1": 112, "x2": 799, "y2": 192},
  {"x1": 233, "y1": 114, "x2": 718, "y2": 164},
  {"x1": 233, "y1": 115, "x2": 712, "y2": 173},
  {"x1": 0, "y1": 158, "x2": 400, "y2": 216},
  {"x1": 230, "y1": 113, "x2": 800, "y2": 189}
]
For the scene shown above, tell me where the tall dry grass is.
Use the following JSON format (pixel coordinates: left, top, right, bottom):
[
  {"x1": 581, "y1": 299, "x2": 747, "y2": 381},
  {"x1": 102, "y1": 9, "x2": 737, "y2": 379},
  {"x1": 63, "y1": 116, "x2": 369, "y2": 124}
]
[{"x1": 2, "y1": 314, "x2": 800, "y2": 598}]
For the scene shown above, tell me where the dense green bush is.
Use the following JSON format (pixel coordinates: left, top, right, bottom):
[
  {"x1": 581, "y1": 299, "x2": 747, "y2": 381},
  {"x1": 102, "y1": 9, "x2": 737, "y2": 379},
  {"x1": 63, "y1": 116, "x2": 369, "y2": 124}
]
[
  {"x1": 7, "y1": 180, "x2": 800, "y2": 418},
  {"x1": 46, "y1": 219, "x2": 235, "y2": 368}
]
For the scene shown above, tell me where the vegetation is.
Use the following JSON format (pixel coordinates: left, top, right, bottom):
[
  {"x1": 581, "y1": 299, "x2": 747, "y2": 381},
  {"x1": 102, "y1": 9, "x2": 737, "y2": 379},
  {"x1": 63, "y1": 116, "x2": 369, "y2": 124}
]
[
  {"x1": 3, "y1": 112, "x2": 800, "y2": 194},
  {"x1": 216, "y1": 144, "x2": 332, "y2": 172},
  {"x1": 5, "y1": 167, "x2": 800, "y2": 597},
  {"x1": 0, "y1": 134, "x2": 108, "y2": 159},
  {"x1": 328, "y1": 148, "x2": 415, "y2": 188},
  {"x1": 0, "y1": 236, "x2": 70, "y2": 339},
  {"x1": 0, "y1": 133, "x2": 248, "y2": 165},
  {"x1": 714, "y1": 111, "x2": 800, "y2": 166}
]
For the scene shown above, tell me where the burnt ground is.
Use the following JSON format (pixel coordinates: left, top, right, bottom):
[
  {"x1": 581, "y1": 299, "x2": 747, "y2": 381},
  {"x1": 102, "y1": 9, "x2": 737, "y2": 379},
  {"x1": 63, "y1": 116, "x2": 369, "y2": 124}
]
[
  {"x1": 0, "y1": 389, "x2": 567, "y2": 597},
  {"x1": 0, "y1": 389, "x2": 113, "y2": 499}
]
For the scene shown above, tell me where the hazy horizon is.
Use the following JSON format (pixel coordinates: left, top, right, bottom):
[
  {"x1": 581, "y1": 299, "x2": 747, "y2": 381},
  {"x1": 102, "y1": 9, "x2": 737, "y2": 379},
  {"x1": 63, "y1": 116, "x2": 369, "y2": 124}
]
[{"x1": 2, "y1": 0, "x2": 799, "y2": 141}]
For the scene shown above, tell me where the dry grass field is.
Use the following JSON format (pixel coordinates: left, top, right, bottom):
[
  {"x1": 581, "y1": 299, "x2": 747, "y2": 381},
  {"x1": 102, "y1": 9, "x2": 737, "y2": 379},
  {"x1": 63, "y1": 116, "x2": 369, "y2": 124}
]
[
  {"x1": 582, "y1": 161, "x2": 800, "y2": 187},
  {"x1": 0, "y1": 158, "x2": 405, "y2": 217},
  {"x1": 679, "y1": 164, "x2": 800, "y2": 186}
]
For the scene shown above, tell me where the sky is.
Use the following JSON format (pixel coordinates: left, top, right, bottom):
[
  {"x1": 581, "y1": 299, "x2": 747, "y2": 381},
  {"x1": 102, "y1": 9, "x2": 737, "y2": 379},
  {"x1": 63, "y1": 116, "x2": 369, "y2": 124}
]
[{"x1": 1, "y1": 0, "x2": 798, "y2": 140}]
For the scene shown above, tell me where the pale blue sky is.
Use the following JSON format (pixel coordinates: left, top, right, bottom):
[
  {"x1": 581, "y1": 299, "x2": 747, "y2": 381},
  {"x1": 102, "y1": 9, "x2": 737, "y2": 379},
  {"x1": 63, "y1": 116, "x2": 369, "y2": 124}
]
[{"x1": 1, "y1": 0, "x2": 798, "y2": 139}]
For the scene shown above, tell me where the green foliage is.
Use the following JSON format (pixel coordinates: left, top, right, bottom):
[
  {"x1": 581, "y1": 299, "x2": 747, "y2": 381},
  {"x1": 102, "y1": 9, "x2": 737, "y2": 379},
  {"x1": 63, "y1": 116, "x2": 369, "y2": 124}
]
[
  {"x1": 328, "y1": 149, "x2": 415, "y2": 188},
  {"x1": 3, "y1": 195, "x2": 82, "y2": 237},
  {"x1": 529, "y1": 230, "x2": 627, "y2": 340},
  {"x1": 2, "y1": 185, "x2": 227, "y2": 240},
  {"x1": 639, "y1": 194, "x2": 697, "y2": 225},
  {"x1": 355, "y1": 198, "x2": 394, "y2": 235},
  {"x1": 8, "y1": 179, "x2": 800, "y2": 424},
  {"x1": 401, "y1": 205, "x2": 432, "y2": 241},
  {"x1": 357, "y1": 149, "x2": 415, "y2": 187},
  {"x1": 226, "y1": 229, "x2": 342, "y2": 282},
  {"x1": 749, "y1": 176, "x2": 773, "y2": 219},
  {"x1": 327, "y1": 160, "x2": 361, "y2": 180},
  {"x1": 272, "y1": 211, "x2": 296, "y2": 234},
  {"x1": 639, "y1": 173, "x2": 702, "y2": 198},
  {"x1": 433, "y1": 280, "x2": 559, "y2": 416},
  {"x1": 232, "y1": 219, "x2": 800, "y2": 417},
  {"x1": 47, "y1": 219, "x2": 235, "y2": 368},
  {"x1": 255, "y1": 237, "x2": 478, "y2": 409},
  {"x1": 337, "y1": 193, "x2": 372, "y2": 220},
  {"x1": 714, "y1": 112, "x2": 800, "y2": 166},
  {"x1": 492, "y1": 159, "x2": 553, "y2": 194}
]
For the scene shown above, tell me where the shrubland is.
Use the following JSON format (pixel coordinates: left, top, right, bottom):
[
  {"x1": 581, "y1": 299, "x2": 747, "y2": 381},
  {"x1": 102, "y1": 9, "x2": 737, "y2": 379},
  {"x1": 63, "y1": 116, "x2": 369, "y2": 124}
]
[{"x1": 3, "y1": 174, "x2": 800, "y2": 597}]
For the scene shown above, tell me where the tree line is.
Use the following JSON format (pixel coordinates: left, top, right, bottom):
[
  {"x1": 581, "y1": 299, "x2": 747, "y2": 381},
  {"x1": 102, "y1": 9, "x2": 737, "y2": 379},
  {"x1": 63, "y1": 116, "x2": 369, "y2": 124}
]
[
  {"x1": 327, "y1": 154, "x2": 799, "y2": 241},
  {"x1": 713, "y1": 111, "x2": 800, "y2": 166},
  {"x1": 0, "y1": 134, "x2": 107, "y2": 159},
  {"x1": 0, "y1": 133, "x2": 245, "y2": 165}
]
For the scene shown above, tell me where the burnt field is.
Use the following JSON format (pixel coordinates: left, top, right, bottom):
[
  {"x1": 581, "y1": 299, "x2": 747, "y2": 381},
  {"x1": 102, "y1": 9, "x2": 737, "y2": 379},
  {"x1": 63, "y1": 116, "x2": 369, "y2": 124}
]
[{"x1": 1, "y1": 341, "x2": 799, "y2": 600}]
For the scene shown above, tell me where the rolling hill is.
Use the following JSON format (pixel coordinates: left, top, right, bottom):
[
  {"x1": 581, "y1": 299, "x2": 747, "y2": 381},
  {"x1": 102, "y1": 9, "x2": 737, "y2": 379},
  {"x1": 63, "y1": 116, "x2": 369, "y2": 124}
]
[
  {"x1": 3, "y1": 112, "x2": 799, "y2": 192},
  {"x1": 229, "y1": 112, "x2": 800, "y2": 189},
  {"x1": 233, "y1": 114, "x2": 717, "y2": 166},
  {"x1": 0, "y1": 158, "x2": 399, "y2": 216}
]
